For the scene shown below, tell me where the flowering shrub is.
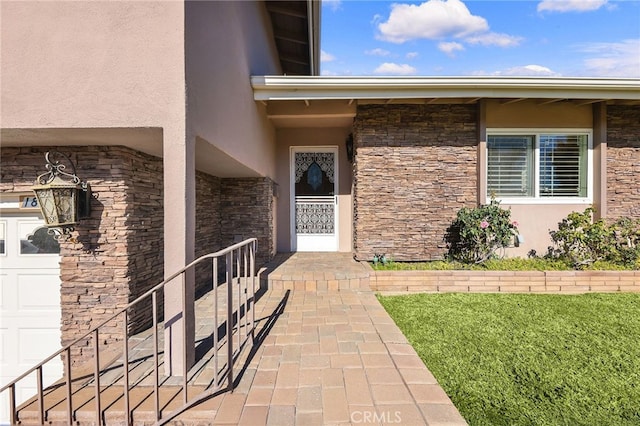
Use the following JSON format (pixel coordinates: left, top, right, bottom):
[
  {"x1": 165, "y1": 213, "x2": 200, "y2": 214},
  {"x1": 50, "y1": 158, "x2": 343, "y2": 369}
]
[
  {"x1": 547, "y1": 208, "x2": 640, "y2": 268},
  {"x1": 446, "y1": 198, "x2": 519, "y2": 264}
]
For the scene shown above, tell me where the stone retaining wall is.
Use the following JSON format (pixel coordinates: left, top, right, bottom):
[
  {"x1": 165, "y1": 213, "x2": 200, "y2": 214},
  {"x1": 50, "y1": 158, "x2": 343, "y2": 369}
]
[{"x1": 371, "y1": 270, "x2": 640, "y2": 293}]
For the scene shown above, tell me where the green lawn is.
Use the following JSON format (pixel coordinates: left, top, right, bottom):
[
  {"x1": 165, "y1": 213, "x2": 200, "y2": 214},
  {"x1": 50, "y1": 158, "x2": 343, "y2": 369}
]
[{"x1": 377, "y1": 293, "x2": 640, "y2": 426}]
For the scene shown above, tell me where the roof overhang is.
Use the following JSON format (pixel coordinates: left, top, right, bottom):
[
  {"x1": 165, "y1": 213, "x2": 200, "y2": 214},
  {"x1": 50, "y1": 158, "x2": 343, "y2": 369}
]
[
  {"x1": 265, "y1": 1, "x2": 320, "y2": 76},
  {"x1": 253, "y1": 76, "x2": 640, "y2": 128},
  {"x1": 252, "y1": 76, "x2": 640, "y2": 102}
]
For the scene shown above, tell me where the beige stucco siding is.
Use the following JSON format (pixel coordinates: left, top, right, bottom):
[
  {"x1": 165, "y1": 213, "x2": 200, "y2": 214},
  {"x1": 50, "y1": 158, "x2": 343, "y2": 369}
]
[
  {"x1": 483, "y1": 99, "x2": 592, "y2": 128},
  {"x1": 1, "y1": 1, "x2": 185, "y2": 130},
  {"x1": 186, "y1": 1, "x2": 281, "y2": 179},
  {"x1": 275, "y1": 128, "x2": 353, "y2": 253}
]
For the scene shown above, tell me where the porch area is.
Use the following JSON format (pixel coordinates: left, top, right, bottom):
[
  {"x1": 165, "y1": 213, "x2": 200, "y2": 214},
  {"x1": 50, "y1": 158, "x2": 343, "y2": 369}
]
[{"x1": 15, "y1": 253, "x2": 466, "y2": 425}]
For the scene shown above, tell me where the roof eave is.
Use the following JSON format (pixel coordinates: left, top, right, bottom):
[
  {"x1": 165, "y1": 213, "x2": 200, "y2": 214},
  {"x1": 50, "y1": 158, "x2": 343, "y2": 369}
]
[{"x1": 251, "y1": 76, "x2": 640, "y2": 101}]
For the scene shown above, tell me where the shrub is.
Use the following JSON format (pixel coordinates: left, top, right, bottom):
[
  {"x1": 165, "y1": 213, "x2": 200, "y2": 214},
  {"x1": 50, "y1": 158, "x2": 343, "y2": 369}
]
[
  {"x1": 446, "y1": 198, "x2": 519, "y2": 264},
  {"x1": 614, "y1": 217, "x2": 640, "y2": 267},
  {"x1": 546, "y1": 208, "x2": 640, "y2": 269}
]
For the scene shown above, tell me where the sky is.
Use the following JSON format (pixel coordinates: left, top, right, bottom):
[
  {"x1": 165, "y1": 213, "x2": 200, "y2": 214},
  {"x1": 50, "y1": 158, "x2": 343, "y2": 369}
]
[{"x1": 320, "y1": 0, "x2": 640, "y2": 77}]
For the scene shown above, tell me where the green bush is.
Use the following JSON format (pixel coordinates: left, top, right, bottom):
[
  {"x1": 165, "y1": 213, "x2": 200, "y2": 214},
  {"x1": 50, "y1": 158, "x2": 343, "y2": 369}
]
[
  {"x1": 546, "y1": 208, "x2": 640, "y2": 269},
  {"x1": 614, "y1": 217, "x2": 640, "y2": 267},
  {"x1": 445, "y1": 198, "x2": 519, "y2": 264}
]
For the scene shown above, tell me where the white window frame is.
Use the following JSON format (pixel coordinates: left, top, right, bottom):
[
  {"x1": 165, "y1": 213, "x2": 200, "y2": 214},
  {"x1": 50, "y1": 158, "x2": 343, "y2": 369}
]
[{"x1": 486, "y1": 128, "x2": 593, "y2": 205}]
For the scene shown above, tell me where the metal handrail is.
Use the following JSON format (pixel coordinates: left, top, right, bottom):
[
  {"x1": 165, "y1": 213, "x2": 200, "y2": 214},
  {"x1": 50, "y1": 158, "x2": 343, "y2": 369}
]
[{"x1": 1, "y1": 238, "x2": 258, "y2": 425}]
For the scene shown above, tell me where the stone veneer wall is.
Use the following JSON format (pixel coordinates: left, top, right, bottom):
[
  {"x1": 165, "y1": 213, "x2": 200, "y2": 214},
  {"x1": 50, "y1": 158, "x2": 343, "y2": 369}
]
[
  {"x1": 2, "y1": 147, "x2": 275, "y2": 366},
  {"x1": 220, "y1": 177, "x2": 274, "y2": 267},
  {"x1": 0, "y1": 146, "x2": 164, "y2": 364},
  {"x1": 195, "y1": 172, "x2": 222, "y2": 294},
  {"x1": 353, "y1": 104, "x2": 478, "y2": 261},
  {"x1": 607, "y1": 105, "x2": 640, "y2": 219}
]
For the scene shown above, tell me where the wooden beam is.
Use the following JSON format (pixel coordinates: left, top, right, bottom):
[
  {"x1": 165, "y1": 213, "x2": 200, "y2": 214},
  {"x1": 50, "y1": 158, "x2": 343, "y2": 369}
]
[
  {"x1": 266, "y1": 5, "x2": 307, "y2": 19},
  {"x1": 279, "y1": 55, "x2": 310, "y2": 66},
  {"x1": 500, "y1": 98, "x2": 527, "y2": 105},
  {"x1": 274, "y1": 30, "x2": 308, "y2": 46},
  {"x1": 574, "y1": 99, "x2": 608, "y2": 106},
  {"x1": 537, "y1": 98, "x2": 565, "y2": 105}
]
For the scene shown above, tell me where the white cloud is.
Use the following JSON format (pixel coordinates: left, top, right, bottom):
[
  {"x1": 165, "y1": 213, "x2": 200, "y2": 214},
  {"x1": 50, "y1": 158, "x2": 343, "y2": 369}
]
[
  {"x1": 376, "y1": 0, "x2": 521, "y2": 48},
  {"x1": 365, "y1": 48, "x2": 391, "y2": 56},
  {"x1": 377, "y1": 0, "x2": 488, "y2": 43},
  {"x1": 374, "y1": 62, "x2": 418, "y2": 75},
  {"x1": 464, "y1": 32, "x2": 522, "y2": 48},
  {"x1": 537, "y1": 0, "x2": 608, "y2": 13},
  {"x1": 406, "y1": 52, "x2": 419, "y2": 59},
  {"x1": 499, "y1": 65, "x2": 561, "y2": 76},
  {"x1": 321, "y1": 50, "x2": 336, "y2": 63},
  {"x1": 438, "y1": 41, "x2": 465, "y2": 57},
  {"x1": 321, "y1": 69, "x2": 339, "y2": 76},
  {"x1": 579, "y1": 39, "x2": 640, "y2": 77},
  {"x1": 472, "y1": 64, "x2": 560, "y2": 76},
  {"x1": 323, "y1": 0, "x2": 342, "y2": 12}
]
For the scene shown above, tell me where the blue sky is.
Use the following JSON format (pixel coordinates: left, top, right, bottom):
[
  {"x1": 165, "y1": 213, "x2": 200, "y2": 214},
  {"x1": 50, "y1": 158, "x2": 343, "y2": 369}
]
[{"x1": 320, "y1": 0, "x2": 640, "y2": 77}]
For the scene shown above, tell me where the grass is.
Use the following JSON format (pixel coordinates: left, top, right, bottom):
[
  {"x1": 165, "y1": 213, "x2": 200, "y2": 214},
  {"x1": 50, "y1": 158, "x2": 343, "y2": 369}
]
[{"x1": 377, "y1": 293, "x2": 640, "y2": 425}]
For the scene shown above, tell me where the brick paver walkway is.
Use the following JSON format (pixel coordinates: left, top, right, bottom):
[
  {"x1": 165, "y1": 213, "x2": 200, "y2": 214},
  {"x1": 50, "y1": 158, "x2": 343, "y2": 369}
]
[
  {"x1": 174, "y1": 253, "x2": 467, "y2": 425},
  {"x1": 16, "y1": 253, "x2": 467, "y2": 425}
]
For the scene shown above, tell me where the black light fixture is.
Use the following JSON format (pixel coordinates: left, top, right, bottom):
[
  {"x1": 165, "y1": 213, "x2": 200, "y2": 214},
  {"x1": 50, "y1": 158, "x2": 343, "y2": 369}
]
[
  {"x1": 345, "y1": 133, "x2": 354, "y2": 163},
  {"x1": 31, "y1": 151, "x2": 91, "y2": 239}
]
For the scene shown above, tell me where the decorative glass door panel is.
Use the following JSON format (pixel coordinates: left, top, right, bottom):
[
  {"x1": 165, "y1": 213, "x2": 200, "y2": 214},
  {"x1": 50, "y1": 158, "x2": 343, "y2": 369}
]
[{"x1": 292, "y1": 148, "x2": 338, "y2": 251}]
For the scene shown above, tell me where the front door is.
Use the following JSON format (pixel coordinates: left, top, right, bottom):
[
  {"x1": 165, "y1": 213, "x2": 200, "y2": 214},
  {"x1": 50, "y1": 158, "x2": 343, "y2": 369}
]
[{"x1": 291, "y1": 147, "x2": 338, "y2": 251}]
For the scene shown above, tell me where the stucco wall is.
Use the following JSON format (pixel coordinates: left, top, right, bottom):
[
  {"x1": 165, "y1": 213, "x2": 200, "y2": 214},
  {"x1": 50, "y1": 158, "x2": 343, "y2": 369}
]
[
  {"x1": 275, "y1": 128, "x2": 354, "y2": 253},
  {"x1": 186, "y1": 1, "x2": 280, "y2": 179},
  {"x1": 1, "y1": 1, "x2": 185, "y2": 131},
  {"x1": 607, "y1": 105, "x2": 640, "y2": 220},
  {"x1": 485, "y1": 99, "x2": 593, "y2": 128},
  {"x1": 353, "y1": 104, "x2": 477, "y2": 261}
]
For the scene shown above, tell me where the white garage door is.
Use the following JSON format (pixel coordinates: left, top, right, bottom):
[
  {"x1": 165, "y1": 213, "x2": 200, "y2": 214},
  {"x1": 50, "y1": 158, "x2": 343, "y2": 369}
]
[{"x1": 0, "y1": 214, "x2": 62, "y2": 424}]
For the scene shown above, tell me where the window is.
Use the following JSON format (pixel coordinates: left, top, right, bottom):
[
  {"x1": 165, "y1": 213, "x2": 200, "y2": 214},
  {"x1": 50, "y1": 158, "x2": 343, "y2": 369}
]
[
  {"x1": 19, "y1": 223, "x2": 60, "y2": 254},
  {"x1": 487, "y1": 130, "x2": 591, "y2": 202}
]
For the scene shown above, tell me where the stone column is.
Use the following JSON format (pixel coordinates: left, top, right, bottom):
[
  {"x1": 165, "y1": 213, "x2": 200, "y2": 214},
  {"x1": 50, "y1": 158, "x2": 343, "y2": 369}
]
[{"x1": 163, "y1": 130, "x2": 196, "y2": 376}]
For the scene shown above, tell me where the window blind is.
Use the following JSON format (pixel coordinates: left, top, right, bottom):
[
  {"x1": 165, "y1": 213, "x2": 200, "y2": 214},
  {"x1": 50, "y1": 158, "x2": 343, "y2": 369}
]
[
  {"x1": 539, "y1": 135, "x2": 587, "y2": 197},
  {"x1": 487, "y1": 136, "x2": 534, "y2": 197}
]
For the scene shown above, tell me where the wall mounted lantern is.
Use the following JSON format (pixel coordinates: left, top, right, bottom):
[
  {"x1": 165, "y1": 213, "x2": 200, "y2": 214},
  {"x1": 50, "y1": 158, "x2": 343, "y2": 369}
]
[
  {"x1": 345, "y1": 133, "x2": 354, "y2": 163},
  {"x1": 31, "y1": 151, "x2": 91, "y2": 239}
]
